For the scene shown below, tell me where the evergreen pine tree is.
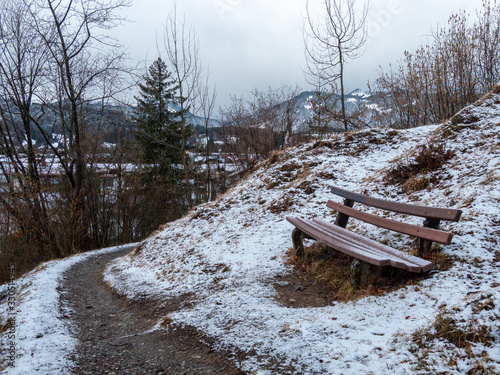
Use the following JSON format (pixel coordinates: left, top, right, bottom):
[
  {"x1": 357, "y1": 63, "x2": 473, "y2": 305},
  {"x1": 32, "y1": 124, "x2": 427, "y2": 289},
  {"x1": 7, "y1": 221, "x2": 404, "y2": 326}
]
[
  {"x1": 134, "y1": 57, "x2": 183, "y2": 175},
  {"x1": 133, "y1": 57, "x2": 192, "y2": 232}
]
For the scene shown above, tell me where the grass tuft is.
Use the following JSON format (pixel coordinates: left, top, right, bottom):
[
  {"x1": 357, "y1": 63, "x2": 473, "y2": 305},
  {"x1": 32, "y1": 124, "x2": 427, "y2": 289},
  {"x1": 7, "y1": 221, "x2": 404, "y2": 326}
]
[
  {"x1": 385, "y1": 143, "x2": 454, "y2": 189},
  {"x1": 269, "y1": 195, "x2": 294, "y2": 214},
  {"x1": 409, "y1": 306, "x2": 496, "y2": 373}
]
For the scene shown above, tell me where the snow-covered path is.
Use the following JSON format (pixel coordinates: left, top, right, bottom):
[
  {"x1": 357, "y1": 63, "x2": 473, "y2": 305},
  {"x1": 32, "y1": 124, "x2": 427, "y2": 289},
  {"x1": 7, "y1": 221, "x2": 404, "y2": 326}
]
[{"x1": 0, "y1": 244, "x2": 136, "y2": 374}]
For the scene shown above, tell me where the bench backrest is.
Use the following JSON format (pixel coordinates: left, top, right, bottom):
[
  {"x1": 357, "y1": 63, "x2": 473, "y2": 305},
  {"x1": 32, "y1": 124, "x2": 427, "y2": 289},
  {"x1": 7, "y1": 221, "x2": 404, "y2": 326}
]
[
  {"x1": 326, "y1": 200, "x2": 453, "y2": 244},
  {"x1": 331, "y1": 186, "x2": 462, "y2": 222}
]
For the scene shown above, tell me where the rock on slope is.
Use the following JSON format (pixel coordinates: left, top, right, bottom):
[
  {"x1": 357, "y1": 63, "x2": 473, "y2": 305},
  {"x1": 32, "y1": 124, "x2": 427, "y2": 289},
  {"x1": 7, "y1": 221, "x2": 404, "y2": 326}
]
[{"x1": 105, "y1": 92, "x2": 499, "y2": 374}]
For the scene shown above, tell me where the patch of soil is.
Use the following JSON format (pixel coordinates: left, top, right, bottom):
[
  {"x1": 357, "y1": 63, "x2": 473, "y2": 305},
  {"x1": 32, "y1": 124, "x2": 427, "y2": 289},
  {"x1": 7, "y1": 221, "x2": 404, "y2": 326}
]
[
  {"x1": 274, "y1": 272, "x2": 337, "y2": 308},
  {"x1": 273, "y1": 245, "x2": 353, "y2": 308},
  {"x1": 274, "y1": 243, "x2": 453, "y2": 308},
  {"x1": 60, "y1": 246, "x2": 246, "y2": 375}
]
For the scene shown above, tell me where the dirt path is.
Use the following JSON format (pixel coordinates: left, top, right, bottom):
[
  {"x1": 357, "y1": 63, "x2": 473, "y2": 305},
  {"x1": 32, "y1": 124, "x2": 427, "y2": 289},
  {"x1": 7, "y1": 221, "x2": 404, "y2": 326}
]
[{"x1": 60, "y1": 245, "x2": 245, "y2": 375}]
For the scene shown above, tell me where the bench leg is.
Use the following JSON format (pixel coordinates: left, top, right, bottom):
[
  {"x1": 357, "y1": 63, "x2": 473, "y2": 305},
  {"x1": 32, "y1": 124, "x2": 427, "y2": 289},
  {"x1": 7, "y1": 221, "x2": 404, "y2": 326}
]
[
  {"x1": 292, "y1": 228, "x2": 312, "y2": 257},
  {"x1": 334, "y1": 198, "x2": 354, "y2": 228},
  {"x1": 416, "y1": 218, "x2": 441, "y2": 256},
  {"x1": 350, "y1": 259, "x2": 380, "y2": 288}
]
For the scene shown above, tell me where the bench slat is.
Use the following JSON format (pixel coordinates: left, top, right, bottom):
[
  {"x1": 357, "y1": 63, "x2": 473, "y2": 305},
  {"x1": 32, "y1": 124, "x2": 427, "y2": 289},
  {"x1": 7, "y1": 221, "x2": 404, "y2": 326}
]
[
  {"x1": 330, "y1": 186, "x2": 462, "y2": 222},
  {"x1": 327, "y1": 200, "x2": 453, "y2": 245},
  {"x1": 287, "y1": 217, "x2": 394, "y2": 267},
  {"x1": 289, "y1": 216, "x2": 428, "y2": 272},
  {"x1": 286, "y1": 216, "x2": 433, "y2": 273},
  {"x1": 312, "y1": 219, "x2": 434, "y2": 272},
  {"x1": 313, "y1": 220, "x2": 405, "y2": 260}
]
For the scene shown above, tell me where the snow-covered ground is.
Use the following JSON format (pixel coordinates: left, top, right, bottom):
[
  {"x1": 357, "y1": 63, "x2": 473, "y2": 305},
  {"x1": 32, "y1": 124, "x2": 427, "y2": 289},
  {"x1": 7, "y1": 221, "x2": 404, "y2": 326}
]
[
  {"x1": 105, "y1": 93, "x2": 500, "y2": 374},
  {"x1": 0, "y1": 244, "x2": 136, "y2": 374},
  {"x1": 1, "y1": 92, "x2": 499, "y2": 374}
]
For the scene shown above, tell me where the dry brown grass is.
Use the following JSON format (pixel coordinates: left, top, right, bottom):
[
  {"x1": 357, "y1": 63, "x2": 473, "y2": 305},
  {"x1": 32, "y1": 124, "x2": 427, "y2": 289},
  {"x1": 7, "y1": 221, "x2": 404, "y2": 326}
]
[
  {"x1": 0, "y1": 320, "x2": 11, "y2": 334},
  {"x1": 283, "y1": 241, "x2": 455, "y2": 303},
  {"x1": 269, "y1": 195, "x2": 294, "y2": 214},
  {"x1": 295, "y1": 180, "x2": 316, "y2": 195},
  {"x1": 344, "y1": 133, "x2": 354, "y2": 142},
  {"x1": 385, "y1": 143, "x2": 454, "y2": 189},
  {"x1": 310, "y1": 140, "x2": 341, "y2": 150},
  {"x1": 412, "y1": 311, "x2": 494, "y2": 349},
  {"x1": 280, "y1": 162, "x2": 302, "y2": 173},
  {"x1": 265, "y1": 150, "x2": 284, "y2": 166},
  {"x1": 409, "y1": 307, "x2": 496, "y2": 373},
  {"x1": 402, "y1": 174, "x2": 432, "y2": 193}
]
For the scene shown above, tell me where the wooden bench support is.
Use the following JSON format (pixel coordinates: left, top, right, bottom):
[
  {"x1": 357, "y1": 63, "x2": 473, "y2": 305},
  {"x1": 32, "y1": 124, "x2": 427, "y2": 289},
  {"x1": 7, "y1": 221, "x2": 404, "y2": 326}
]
[
  {"x1": 334, "y1": 198, "x2": 353, "y2": 228},
  {"x1": 416, "y1": 218, "x2": 441, "y2": 255},
  {"x1": 291, "y1": 228, "x2": 312, "y2": 257},
  {"x1": 350, "y1": 259, "x2": 381, "y2": 288}
]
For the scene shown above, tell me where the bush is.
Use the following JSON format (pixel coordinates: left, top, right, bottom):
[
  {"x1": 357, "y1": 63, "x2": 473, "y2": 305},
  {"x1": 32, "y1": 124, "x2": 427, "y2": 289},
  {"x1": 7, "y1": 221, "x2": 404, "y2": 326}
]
[
  {"x1": 372, "y1": 2, "x2": 500, "y2": 128},
  {"x1": 385, "y1": 143, "x2": 454, "y2": 189}
]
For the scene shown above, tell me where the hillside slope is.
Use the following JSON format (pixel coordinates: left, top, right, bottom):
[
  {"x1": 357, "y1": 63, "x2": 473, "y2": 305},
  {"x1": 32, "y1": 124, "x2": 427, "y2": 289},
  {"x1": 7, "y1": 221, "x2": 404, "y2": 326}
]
[{"x1": 105, "y1": 92, "x2": 500, "y2": 374}]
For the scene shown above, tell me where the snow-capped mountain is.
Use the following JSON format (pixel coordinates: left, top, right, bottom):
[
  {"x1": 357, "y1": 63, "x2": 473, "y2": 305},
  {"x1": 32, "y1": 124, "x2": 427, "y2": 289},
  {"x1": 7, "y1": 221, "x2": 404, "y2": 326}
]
[{"x1": 288, "y1": 89, "x2": 385, "y2": 132}]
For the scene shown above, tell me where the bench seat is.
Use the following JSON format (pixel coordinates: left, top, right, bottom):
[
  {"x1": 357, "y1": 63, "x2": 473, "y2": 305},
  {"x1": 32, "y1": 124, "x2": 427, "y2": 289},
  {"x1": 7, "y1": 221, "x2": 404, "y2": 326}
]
[{"x1": 286, "y1": 216, "x2": 434, "y2": 273}]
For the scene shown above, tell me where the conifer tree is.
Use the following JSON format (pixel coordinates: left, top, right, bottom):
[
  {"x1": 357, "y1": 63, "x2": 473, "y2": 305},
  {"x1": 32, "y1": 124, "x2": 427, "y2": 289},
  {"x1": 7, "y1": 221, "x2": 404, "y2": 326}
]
[
  {"x1": 134, "y1": 57, "x2": 192, "y2": 232},
  {"x1": 134, "y1": 57, "x2": 183, "y2": 174}
]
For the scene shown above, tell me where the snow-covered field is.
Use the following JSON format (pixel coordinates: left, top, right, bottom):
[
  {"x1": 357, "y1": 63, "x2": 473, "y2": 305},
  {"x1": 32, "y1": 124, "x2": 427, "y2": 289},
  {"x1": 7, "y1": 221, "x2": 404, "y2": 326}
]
[{"x1": 1, "y1": 91, "x2": 499, "y2": 374}]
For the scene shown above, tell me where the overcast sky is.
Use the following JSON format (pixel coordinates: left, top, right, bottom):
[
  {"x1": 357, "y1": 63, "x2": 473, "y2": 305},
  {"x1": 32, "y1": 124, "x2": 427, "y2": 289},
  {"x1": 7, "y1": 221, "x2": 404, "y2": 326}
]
[{"x1": 114, "y1": 0, "x2": 484, "y2": 108}]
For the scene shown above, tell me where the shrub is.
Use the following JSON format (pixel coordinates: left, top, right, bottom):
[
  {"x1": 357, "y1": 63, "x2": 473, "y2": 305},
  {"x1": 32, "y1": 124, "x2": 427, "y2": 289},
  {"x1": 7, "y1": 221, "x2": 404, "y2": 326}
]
[{"x1": 385, "y1": 143, "x2": 454, "y2": 188}]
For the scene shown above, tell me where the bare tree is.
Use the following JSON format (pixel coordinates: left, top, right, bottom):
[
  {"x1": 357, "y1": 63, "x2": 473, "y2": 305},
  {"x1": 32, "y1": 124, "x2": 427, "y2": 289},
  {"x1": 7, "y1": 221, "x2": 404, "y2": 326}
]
[
  {"x1": 249, "y1": 85, "x2": 301, "y2": 149},
  {"x1": 219, "y1": 95, "x2": 258, "y2": 174},
  {"x1": 475, "y1": 0, "x2": 500, "y2": 92},
  {"x1": 196, "y1": 73, "x2": 217, "y2": 201},
  {"x1": 306, "y1": 87, "x2": 341, "y2": 136},
  {"x1": 372, "y1": 2, "x2": 500, "y2": 129},
  {"x1": 219, "y1": 85, "x2": 301, "y2": 174},
  {"x1": 277, "y1": 85, "x2": 302, "y2": 147},
  {"x1": 161, "y1": 4, "x2": 201, "y2": 208},
  {"x1": 0, "y1": 0, "x2": 55, "y2": 262},
  {"x1": 0, "y1": 0, "x2": 131, "y2": 279},
  {"x1": 304, "y1": 0, "x2": 369, "y2": 131},
  {"x1": 24, "y1": 0, "x2": 130, "y2": 252}
]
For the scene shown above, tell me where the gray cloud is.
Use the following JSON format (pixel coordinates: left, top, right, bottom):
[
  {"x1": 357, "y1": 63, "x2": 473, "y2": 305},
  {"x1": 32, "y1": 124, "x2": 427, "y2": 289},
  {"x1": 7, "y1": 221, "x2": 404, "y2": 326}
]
[{"x1": 116, "y1": 0, "x2": 484, "y2": 108}]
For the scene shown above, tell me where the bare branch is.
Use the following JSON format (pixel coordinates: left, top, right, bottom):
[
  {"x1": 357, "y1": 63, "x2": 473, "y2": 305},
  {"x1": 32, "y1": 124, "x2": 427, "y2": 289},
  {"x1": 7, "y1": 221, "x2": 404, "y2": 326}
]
[
  {"x1": 303, "y1": 0, "x2": 369, "y2": 131},
  {"x1": 160, "y1": 3, "x2": 202, "y2": 208}
]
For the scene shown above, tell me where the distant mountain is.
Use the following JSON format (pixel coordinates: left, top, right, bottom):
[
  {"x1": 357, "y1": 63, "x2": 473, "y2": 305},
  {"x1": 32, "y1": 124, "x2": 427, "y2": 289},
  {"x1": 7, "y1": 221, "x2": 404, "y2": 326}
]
[
  {"x1": 6, "y1": 89, "x2": 388, "y2": 146},
  {"x1": 7, "y1": 100, "x2": 220, "y2": 146},
  {"x1": 287, "y1": 89, "x2": 387, "y2": 132},
  {"x1": 165, "y1": 102, "x2": 220, "y2": 129}
]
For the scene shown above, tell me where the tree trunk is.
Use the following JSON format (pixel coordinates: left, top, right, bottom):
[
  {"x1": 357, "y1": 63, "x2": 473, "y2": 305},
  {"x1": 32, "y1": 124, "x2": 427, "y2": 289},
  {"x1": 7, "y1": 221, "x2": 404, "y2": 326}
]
[
  {"x1": 180, "y1": 99, "x2": 192, "y2": 208},
  {"x1": 338, "y1": 48, "x2": 348, "y2": 132}
]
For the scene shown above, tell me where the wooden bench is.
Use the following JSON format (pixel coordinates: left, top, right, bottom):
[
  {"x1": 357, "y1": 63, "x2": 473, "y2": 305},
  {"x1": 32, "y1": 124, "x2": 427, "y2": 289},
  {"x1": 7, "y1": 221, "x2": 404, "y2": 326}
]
[{"x1": 286, "y1": 186, "x2": 462, "y2": 287}]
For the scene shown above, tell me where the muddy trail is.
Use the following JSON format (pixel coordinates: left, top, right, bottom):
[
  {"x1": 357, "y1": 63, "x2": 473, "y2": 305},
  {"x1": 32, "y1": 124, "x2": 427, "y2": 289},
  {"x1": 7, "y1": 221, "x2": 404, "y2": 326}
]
[{"x1": 60, "y1": 246, "x2": 246, "y2": 375}]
